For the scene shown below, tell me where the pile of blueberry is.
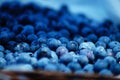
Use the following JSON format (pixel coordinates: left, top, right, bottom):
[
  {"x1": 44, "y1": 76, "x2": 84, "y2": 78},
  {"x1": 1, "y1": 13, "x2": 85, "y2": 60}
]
[{"x1": 0, "y1": 1, "x2": 120, "y2": 77}]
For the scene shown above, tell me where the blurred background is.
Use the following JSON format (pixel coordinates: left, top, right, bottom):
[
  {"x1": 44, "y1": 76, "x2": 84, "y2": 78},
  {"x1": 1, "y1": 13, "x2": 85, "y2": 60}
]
[{"x1": 1, "y1": 0, "x2": 120, "y2": 24}]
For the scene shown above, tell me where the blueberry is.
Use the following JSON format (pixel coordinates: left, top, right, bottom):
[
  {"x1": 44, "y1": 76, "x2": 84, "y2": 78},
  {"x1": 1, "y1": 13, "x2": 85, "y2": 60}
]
[
  {"x1": 3, "y1": 64, "x2": 33, "y2": 71},
  {"x1": 73, "y1": 35, "x2": 84, "y2": 44},
  {"x1": 95, "y1": 27, "x2": 110, "y2": 36},
  {"x1": 59, "y1": 29, "x2": 70, "y2": 38},
  {"x1": 115, "y1": 52, "x2": 120, "y2": 62},
  {"x1": 50, "y1": 51, "x2": 58, "y2": 63},
  {"x1": 99, "y1": 69, "x2": 113, "y2": 76},
  {"x1": 0, "y1": 45, "x2": 5, "y2": 52},
  {"x1": 34, "y1": 47, "x2": 51, "y2": 59},
  {"x1": 36, "y1": 31, "x2": 47, "y2": 38},
  {"x1": 30, "y1": 57, "x2": 37, "y2": 67},
  {"x1": 106, "y1": 49, "x2": 114, "y2": 56},
  {"x1": 94, "y1": 59, "x2": 108, "y2": 72},
  {"x1": 110, "y1": 63, "x2": 120, "y2": 75},
  {"x1": 66, "y1": 41, "x2": 78, "y2": 51},
  {"x1": 47, "y1": 38, "x2": 61, "y2": 50},
  {"x1": 104, "y1": 56, "x2": 116, "y2": 64},
  {"x1": 75, "y1": 70, "x2": 86, "y2": 75},
  {"x1": 113, "y1": 46, "x2": 120, "y2": 54},
  {"x1": 14, "y1": 42, "x2": 30, "y2": 52},
  {"x1": 67, "y1": 62, "x2": 81, "y2": 71},
  {"x1": 13, "y1": 24, "x2": 23, "y2": 34},
  {"x1": 79, "y1": 42, "x2": 95, "y2": 51},
  {"x1": 35, "y1": 22, "x2": 48, "y2": 32},
  {"x1": 94, "y1": 46, "x2": 107, "y2": 58},
  {"x1": 0, "y1": 52, "x2": 4, "y2": 58},
  {"x1": 27, "y1": 34, "x2": 38, "y2": 42},
  {"x1": 83, "y1": 64, "x2": 94, "y2": 72},
  {"x1": 79, "y1": 49, "x2": 95, "y2": 61},
  {"x1": 44, "y1": 63, "x2": 58, "y2": 72},
  {"x1": 47, "y1": 31, "x2": 59, "y2": 38},
  {"x1": 37, "y1": 58, "x2": 50, "y2": 69},
  {"x1": 57, "y1": 63, "x2": 71, "y2": 73},
  {"x1": 95, "y1": 41, "x2": 106, "y2": 48},
  {"x1": 56, "y1": 46, "x2": 68, "y2": 56},
  {"x1": 38, "y1": 37, "x2": 47, "y2": 44},
  {"x1": 5, "y1": 53, "x2": 14, "y2": 61},
  {"x1": 0, "y1": 27, "x2": 10, "y2": 32},
  {"x1": 21, "y1": 25, "x2": 34, "y2": 36},
  {"x1": 16, "y1": 52, "x2": 31, "y2": 64},
  {"x1": 98, "y1": 36, "x2": 110, "y2": 44},
  {"x1": 16, "y1": 33, "x2": 27, "y2": 42},
  {"x1": 86, "y1": 34, "x2": 97, "y2": 42},
  {"x1": 81, "y1": 27, "x2": 93, "y2": 36},
  {"x1": 59, "y1": 37, "x2": 69, "y2": 44},
  {"x1": 0, "y1": 57, "x2": 6, "y2": 69},
  {"x1": 78, "y1": 55, "x2": 89, "y2": 66},
  {"x1": 108, "y1": 41, "x2": 120, "y2": 49},
  {"x1": 59, "y1": 52, "x2": 73, "y2": 64},
  {"x1": 0, "y1": 31, "x2": 10, "y2": 43},
  {"x1": 7, "y1": 41, "x2": 17, "y2": 51}
]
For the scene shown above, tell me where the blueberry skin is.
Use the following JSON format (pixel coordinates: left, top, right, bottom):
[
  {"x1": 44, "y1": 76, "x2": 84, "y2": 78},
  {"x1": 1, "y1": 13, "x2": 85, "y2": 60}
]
[
  {"x1": 37, "y1": 58, "x2": 50, "y2": 69},
  {"x1": 7, "y1": 41, "x2": 17, "y2": 51},
  {"x1": 5, "y1": 53, "x2": 14, "y2": 61},
  {"x1": 83, "y1": 64, "x2": 95, "y2": 74},
  {"x1": 108, "y1": 41, "x2": 120, "y2": 49},
  {"x1": 47, "y1": 31, "x2": 59, "y2": 38},
  {"x1": 50, "y1": 51, "x2": 58, "y2": 63},
  {"x1": 27, "y1": 34, "x2": 38, "y2": 42},
  {"x1": 12, "y1": 24, "x2": 23, "y2": 34},
  {"x1": 30, "y1": 57, "x2": 37, "y2": 67},
  {"x1": 104, "y1": 56, "x2": 116, "y2": 64},
  {"x1": 94, "y1": 59, "x2": 108, "y2": 72},
  {"x1": 81, "y1": 27, "x2": 93, "y2": 36},
  {"x1": 95, "y1": 41, "x2": 106, "y2": 48},
  {"x1": 99, "y1": 69, "x2": 113, "y2": 76},
  {"x1": 3, "y1": 64, "x2": 33, "y2": 71},
  {"x1": 98, "y1": 36, "x2": 110, "y2": 44},
  {"x1": 110, "y1": 63, "x2": 120, "y2": 75},
  {"x1": 94, "y1": 46, "x2": 107, "y2": 59},
  {"x1": 59, "y1": 37, "x2": 69, "y2": 44},
  {"x1": 113, "y1": 46, "x2": 120, "y2": 54},
  {"x1": 75, "y1": 70, "x2": 86, "y2": 75},
  {"x1": 47, "y1": 38, "x2": 61, "y2": 50},
  {"x1": 56, "y1": 46, "x2": 68, "y2": 56},
  {"x1": 66, "y1": 41, "x2": 78, "y2": 51},
  {"x1": 16, "y1": 52, "x2": 31, "y2": 64},
  {"x1": 79, "y1": 49, "x2": 95, "y2": 61},
  {"x1": 67, "y1": 62, "x2": 81, "y2": 71},
  {"x1": 15, "y1": 33, "x2": 27, "y2": 42},
  {"x1": 59, "y1": 52, "x2": 73, "y2": 64},
  {"x1": 115, "y1": 52, "x2": 120, "y2": 62},
  {"x1": 14, "y1": 42, "x2": 30, "y2": 52},
  {"x1": 79, "y1": 42, "x2": 95, "y2": 51},
  {"x1": 21, "y1": 25, "x2": 34, "y2": 36},
  {"x1": 78, "y1": 55, "x2": 89, "y2": 66},
  {"x1": 38, "y1": 37, "x2": 47, "y2": 44},
  {"x1": 59, "y1": 29, "x2": 70, "y2": 38},
  {"x1": 73, "y1": 35, "x2": 84, "y2": 44},
  {"x1": 0, "y1": 45, "x2": 5, "y2": 52},
  {"x1": 36, "y1": 31, "x2": 47, "y2": 38},
  {"x1": 0, "y1": 57, "x2": 6, "y2": 69},
  {"x1": 34, "y1": 47, "x2": 51, "y2": 59},
  {"x1": 35, "y1": 22, "x2": 48, "y2": 32},
  {"x1": 0, "y1": 52, "x2": 4, "y2": 58},
  {"x1": 57, "y1": 63, "x2": 71, "y2": 73},
  {"x1": 44, "y1": 63, "x2": 58, "y2": 72},
  {"x1": 0, "y1": 31, "x2": 10, "y2": 43},
  {"x1": 86, "y1": 34, "x2": 97, "y2": 42},
  {"x1": 83, "y1": 64, "x2": 94, "y2": 71}
]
